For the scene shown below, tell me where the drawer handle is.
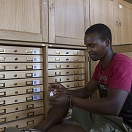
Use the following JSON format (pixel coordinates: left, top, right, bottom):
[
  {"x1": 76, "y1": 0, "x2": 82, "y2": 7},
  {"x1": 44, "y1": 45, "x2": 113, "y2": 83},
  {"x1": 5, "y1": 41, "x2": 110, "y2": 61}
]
[
  {"x1": 27, "y1": 104, "x2": 34, "y2": 109},
  {"x1": 66, "y1": 52, "x2": 69, "y2": 54},
  {"x1": 26, "y1": 96, "x2": 33, "y2": 101},
  {"x1": 66, "y1": 65, "x2": 69, "y2": 67},
  {"x1": 55, "y1": 58, "x2": 61, "y2": 61},
  {"x1": 0, "y1": 48, "x2": 5, "y2": 53},
  {"x1": 55, "y1": 72, "x2": 61, "y2": 75},
  {"x1": 26, "y1": 65, "x2": 33, "y2": 69},
  {"x1": 0, "y1": 74, "x2": 5, "y2": 79},
  {"x1": 0, "y1": 57, "x2": 6, "y2": 61},
  {"x1": 66, "y1": 58, "x2": 69, "y2": 61},
  {"x1": 66, "y1": 72, "x2": 69, "y2": 74},
  {"x1": 55, "y1": 51, "x2": 60, "y2": 54},
  {"x1": 26, "y1": 58, "x2": 33, "y2": 62},
  {"x1": 15, "y1": 99, "x2": 18, "y2": 102},
  {"x1": 55, "y1": 65, "x2": 61, "y2": 69},
  {"x1": 55, "y1": 78, "x2": 61, "y2": 82},
  {"x1": 15, "y1": 91, "x2": 18, "y2": 94},
  {"x1": 26, "y1": 89, "x2": 33, "y2": 93},
  {"x1": 0, "y1": 92, "x2": 6, "y2": 96},
  {"x1": 16, "y1": 116, "x2": 19, "y2": 119},
  {"x1": 15, "y1": 66, "x2": 18, "y2": 69},
  {"x1": 26, "y1": 50, "x2": 33, "y2": 54},
  {"x1": 0, "y1": 127, "x2": 6, "y2": 131},
  {"x1": 27, "y1": 120, "x2": 34, "y2": 125},
  {"x1": 73, "y1": 52, "x2": 78, "y2": 55},
  {"x1": 66, "y1": 78, "x2": 69, "y2": 81},
  {"x1": 0, "y1": 117, "x2": 6, "y2": 123},
  {"x1": 0, "y1": 100, "x2": 5, "y2": 105},
  {"x1": 67, "y1": 85, "x2": 70, "y2": 88},
  {"x1": 74, "y1": 83, "x2": 79, "y2": 87},
  {"x1": 0, "y1": 109, "x2": 6, "y2": 114},
  {"x1": 14, "y1": 83, "x2": 18, "y2": 86},
  {"x1": 0, "y1": 83, "x2": 5, "y2": 88},
  {"x1": 0, "y1": 66, "x2": 5, "y2": 70},
  {"x1": 26, "y1": 81, "x2": 33, "y2": 85},
  {"x1": 74, "y1": 58, "x2": 79, "y2": 61},
  {"x1": 27, "y1": 112, "x2": 34, "y2": 117},
  {"x1": 14, "y1": 74, "x2": 18, "y2": 77},
  {"x1": 26, "y1": 73, "x2": 33, "y2": 77}
]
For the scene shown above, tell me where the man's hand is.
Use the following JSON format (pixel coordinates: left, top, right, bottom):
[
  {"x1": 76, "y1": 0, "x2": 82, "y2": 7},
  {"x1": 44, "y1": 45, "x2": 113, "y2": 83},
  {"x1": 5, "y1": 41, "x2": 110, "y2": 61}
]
[
  {"x1": 49, "y1": 93, "x2": 69, "y2": 108},
  {"x1": 48, "y1": 83, "x2": 68, "y2": 94}
]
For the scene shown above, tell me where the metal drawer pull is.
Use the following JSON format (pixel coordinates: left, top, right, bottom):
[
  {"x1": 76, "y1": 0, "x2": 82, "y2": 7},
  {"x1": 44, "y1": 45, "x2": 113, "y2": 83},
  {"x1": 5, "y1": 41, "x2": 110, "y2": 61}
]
[
  {"x1": 0, "y1": 83, "x2": 5, "y2": 87},
  {"x1": 26, "y1": 96, "x2": 33, "y2": 101},
  {"x1": 0, "y1": 100, "x2": 5, "y2": 105},
  {"x1": 0, "y1": 57, "x2": 6, "y2": 61},
  {"x1": 0, "y1": 48, "x2": 5, "y2": 53},
  {"x1": 0, "y1": 66, "x2": 5, "y2": 70},
  {"x1": 55, "y1": 72, "x2": 61, "y2": 75},
  {"x1": 26, "y1": 80, "x2": 41, "y2": 85},
  {"x1": 0, "y1": 74, "x2": 5, "y2": 79},
  {"x1": 15, "y1": 66, "x2": 18, "y2": 69},
  {"x1": 26, "y1": 89, "x2": 33, "y2": 93},
  {"x1": 55, "y1": 65, "x2": 61, "y2": 68},
  {"x1": 14, "y1": 74, "x2": 18, "y2": 77},
  {"x1": 26, "y1": 81, "x2": 33, "y2": 85},
  {"x1": 26, "y1": 65, "x2": 33, "y2": 69},
  {"x1": 26, "y1": 58, "x2": 33, "y2": 62},
  {"x1": 55, "y1": 51, "x2": 60, "y2": 54},
  {"x1": 27, "y1": 120, "x2": 34, "y2": 125},
  {"x1": 15, "y1": 58, "x2": 18, "y2": 61},
  {"x1": 73, "y1": 52, "x2": 78, "y2": 55},
  {"x1": 74, "y1": 83, "x2": 79, "y2": 87},
  {"x1": 55, "y1": 58, "x2": 61, "y2": 61},
  {"x1": 26, "y1": 50, "x2": 33, "y2": 54},
  {"x1": 0, "y1": 109, "x2": 6, "y2": 114},
  {"x1": 15, "y1": 91, "x2": 18, "y2": 94},
  {"x1": 0, "y1": 92, "x2": 6, "y2": 96},
  {"x1": 0, "y1": 117, "x2": 6, "y2": 123},
  {"x1": 74, "y1": 77, "x2": 79, "y2": 80},
  {"x1": 14, "y1": 49, "x2": 18, "y2": 53},
  {"x1": 26, "y1": 73, "x2": 33, "y2": 77},
  {"x1": 27, "y1": 112, "x2": 34, "y2": 117},
  {"x1": 55, "y1": 78, "x2": 61, "y2": 82},
  {"x1": 27, "y1": 104, "x2": 34, "y2": 109}
]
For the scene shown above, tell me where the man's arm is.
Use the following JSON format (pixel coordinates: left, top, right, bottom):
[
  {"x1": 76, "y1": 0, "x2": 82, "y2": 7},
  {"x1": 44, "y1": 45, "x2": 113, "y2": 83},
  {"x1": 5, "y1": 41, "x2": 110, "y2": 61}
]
[{"x1": 72, "y1": 88, "x2": 129, "y2": 116}]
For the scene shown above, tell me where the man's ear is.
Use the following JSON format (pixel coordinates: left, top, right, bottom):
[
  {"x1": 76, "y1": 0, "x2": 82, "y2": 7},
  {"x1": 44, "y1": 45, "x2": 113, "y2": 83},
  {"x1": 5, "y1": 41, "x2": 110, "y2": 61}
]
[{"x1": 105, "y1": 39, "x2": 110, "y2": 47}]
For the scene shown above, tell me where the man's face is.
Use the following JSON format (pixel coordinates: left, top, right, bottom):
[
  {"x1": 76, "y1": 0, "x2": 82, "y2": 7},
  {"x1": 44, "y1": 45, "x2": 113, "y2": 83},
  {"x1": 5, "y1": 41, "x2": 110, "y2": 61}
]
[{"x1": 84, "y1": 33, "x2": 107, "y2": 61}]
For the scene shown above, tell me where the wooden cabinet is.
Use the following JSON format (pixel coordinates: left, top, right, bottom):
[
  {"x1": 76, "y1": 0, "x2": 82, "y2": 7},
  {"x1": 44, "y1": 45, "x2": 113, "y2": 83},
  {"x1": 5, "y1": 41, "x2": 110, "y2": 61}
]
[
  {"x1": 0, "y1": 0, "x2": 48, "y2": 42},
  {"x1": 49, "y1": 0, "x2": 90, "y2": 46},
  {"x1": 113, "y1": 0, "x2": 132, "y2": 44},
  {"x1": 90, "y1": 0, "x2": 115, "y2": 42}
]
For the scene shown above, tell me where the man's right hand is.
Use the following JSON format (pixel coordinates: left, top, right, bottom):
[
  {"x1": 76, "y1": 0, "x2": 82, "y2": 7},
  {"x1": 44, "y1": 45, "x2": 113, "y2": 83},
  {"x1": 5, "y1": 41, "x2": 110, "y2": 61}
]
[{"x1": 48, "y1": 83, "x2": 68, "y2": 94}]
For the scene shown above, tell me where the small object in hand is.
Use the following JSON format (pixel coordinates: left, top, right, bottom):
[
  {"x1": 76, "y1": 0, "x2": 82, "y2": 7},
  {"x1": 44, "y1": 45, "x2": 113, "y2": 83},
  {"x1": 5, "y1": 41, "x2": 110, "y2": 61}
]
[{"x1": 50, "y1": 91, "x2": 54, "y2": 97}]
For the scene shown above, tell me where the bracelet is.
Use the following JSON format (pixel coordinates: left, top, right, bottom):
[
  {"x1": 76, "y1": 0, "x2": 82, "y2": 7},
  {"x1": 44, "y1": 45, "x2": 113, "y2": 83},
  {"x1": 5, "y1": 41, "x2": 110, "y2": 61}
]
[{"x1": 68, "y1": 95, "x2": 72, "y2": 108}]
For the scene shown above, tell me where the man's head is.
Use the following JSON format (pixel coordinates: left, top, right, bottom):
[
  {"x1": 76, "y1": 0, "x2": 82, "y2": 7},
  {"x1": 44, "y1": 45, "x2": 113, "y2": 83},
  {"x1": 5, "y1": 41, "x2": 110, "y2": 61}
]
[{"x1": 84, "y1": 23, "x2": 112, "y2": 61}]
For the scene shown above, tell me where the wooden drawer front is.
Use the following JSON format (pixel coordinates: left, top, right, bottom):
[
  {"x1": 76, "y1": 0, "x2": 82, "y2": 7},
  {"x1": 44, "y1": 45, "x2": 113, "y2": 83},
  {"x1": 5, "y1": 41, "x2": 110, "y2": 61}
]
[
  {"x1": 59, "y1": 81, "x2": 85, "y2": 89},
  {"x1": 48, "y1": 49, "x2": 85, "y2": 55},
  {"x1": 0, "y1": 46, "x2": 42, "y2": 54},
  {"x1": 48, "y1": 75, "x2": 85, "y2": 83},
  {"x1": 0, "y1": 107, "x2": 44, "y2": 123},
  {"x1": 0, "y1": 78, "x2": 43, "y2": 88},
  {"x1": 0, "y1": 85, "x2": 43, "y2": 97},
  {"x1": 48, "y1": 56, "x2": 85, "y2": 62},
  {"x1": 48, "y1": 69, "x2": 85, "y2": 76},
  {"x1": 0, "y1": 70, "x2": 43, "y2": 79},
  {"x1": 0, "y1": 63, "x2": 43, "y2": 71},
  {"x1": 0, "y1": 101, "x2": 44, "y2": 115},
  {"x1": 48, "y1": 63, "x2": 85, "y2": 69},
  {"x1": 0, "y1": 55, "x2": 42, "y2": 62},
  {"x1": 0, "y1": 93, "x2": 43, "y2": 105},
  {"x1": 0, "y1": 115, "x2": 43, "y2": 131}
]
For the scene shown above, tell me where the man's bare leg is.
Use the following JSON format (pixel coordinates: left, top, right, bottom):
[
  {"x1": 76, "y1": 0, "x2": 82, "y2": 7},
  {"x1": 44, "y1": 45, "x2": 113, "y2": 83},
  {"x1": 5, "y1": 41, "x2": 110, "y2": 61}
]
[{"x1": 35, "y1": 106, "x2": 69, "y2": 132}]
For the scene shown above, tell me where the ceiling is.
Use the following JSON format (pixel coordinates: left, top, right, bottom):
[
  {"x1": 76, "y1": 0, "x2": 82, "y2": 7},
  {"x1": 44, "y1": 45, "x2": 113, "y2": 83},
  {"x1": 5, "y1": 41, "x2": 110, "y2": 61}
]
[{"x1": 124, "y1": 0, "x2": 132, "y2": 4}]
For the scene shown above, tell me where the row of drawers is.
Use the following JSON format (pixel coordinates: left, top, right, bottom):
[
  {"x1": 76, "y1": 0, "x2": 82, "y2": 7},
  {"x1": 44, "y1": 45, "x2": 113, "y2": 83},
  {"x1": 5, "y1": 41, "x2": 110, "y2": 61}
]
[
  {"x1": 0, "y1": 46, "x2": 85, "y2": 56},
  {"x1": 0, "y1": 115, "x2": 43, "y2": 132},
  {"x1": 0, "y1": 55, "x2": 85, "y2": 62},
  {"x1": 0, "y1": 63, "x2": 85, "y2": 71}
]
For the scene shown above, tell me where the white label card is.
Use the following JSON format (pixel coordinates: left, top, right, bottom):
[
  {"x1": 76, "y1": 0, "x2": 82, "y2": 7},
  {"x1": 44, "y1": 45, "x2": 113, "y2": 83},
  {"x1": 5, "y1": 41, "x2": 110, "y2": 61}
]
[
  {"x1": 33, "y1": 87, "x2": 41, "y2": 93},
  {"x1": 33, "y1": 95, "x2": 40, "y2": 100},
  {"x1": 33, "y1": 80, "x2": 40, "y2": 85}
]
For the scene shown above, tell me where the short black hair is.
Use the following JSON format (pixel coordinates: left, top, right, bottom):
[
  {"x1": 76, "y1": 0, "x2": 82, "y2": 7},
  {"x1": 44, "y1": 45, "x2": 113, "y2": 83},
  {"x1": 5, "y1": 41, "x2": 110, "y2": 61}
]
[{"x1": 85, "y1": 23, "x2": 112, "y2": 44}]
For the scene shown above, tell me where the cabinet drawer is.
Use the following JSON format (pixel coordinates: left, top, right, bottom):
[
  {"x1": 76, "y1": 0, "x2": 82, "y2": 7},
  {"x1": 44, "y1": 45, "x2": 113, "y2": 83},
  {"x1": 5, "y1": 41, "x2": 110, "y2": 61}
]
[
  {"x1": 48, "y1": 68, "x2": 85, "y2": 76},
  {"x1": 0, "y1": 107, "x2": 44, "y2": 123},
  {"x1": 0, "y1": 93, "x2": 43, "y2": 105},
  {"x1": 0, "y1": 78, "x2": 43, "y2": 88},
  {"x1": 0, "y1": 101, "x2": 44, "y2": 115},
  {"x1": 0, "y1": 115, "x2": 44, "y2": 131},
  {"x1": 58, "y1": 81, "x2": 85, "y2": 89},
  {"x1": 48, "y1": 56, "x2": 85, "y2": 62},
  {"x1": 48, "y1": 75, "x2": 85, "y2": 83},
  {"x1": 0, "y1": 70, "x2": 43, "y2": 79},
  {"x1": 48, "y1": 63, "x2": 85, "y2": 69},
  {"x1": 0, "y1": 46, "x2": 42, "y2": 54},
  {"x1": 0, "y1": 55, "x2": 43, "y2": 62},
  {"x1": 0, "y1": 63, "x2": 43, "y2": 71},
  {"x1": 48, "y1": 49, "x2": 85, "y2": 55},
  {"x1": 0, "y1": 85, "x2": 43, "y2": 96}
]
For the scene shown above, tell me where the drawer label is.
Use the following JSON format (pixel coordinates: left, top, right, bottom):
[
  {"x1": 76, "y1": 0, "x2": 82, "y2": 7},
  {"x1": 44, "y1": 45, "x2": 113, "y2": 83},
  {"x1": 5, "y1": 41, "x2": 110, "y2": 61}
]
[
  {"x1": 33, "y1": 57, "x2": 40, "y2": 62},
  {"x1": 33, "y1": 65, "x2": 40, "y2": 69},
  {"x1": 33, "y1": 50, "x2": 40, "y2": 54},
  {"x1": 33, "y1": 95, "x2": 40, "y2": 100},
  {"x1": 33, "y1": 73, "x2": 40, "y2": 77},
  {"x1": 33, "y1": 87, "x2": 40, "y2": 93},
  {"x1": 33, "y1": 80, "x2": 40, "y2": 85}
]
